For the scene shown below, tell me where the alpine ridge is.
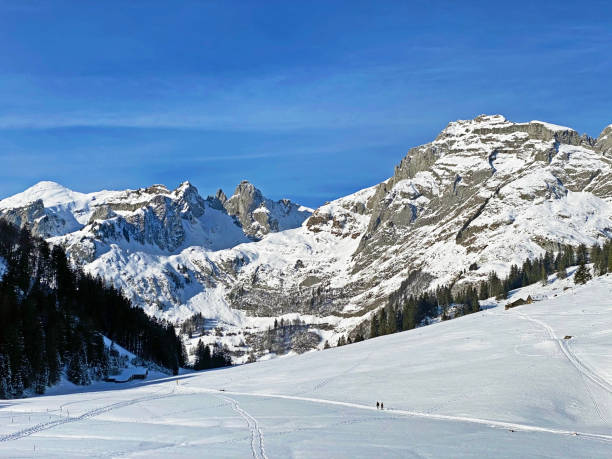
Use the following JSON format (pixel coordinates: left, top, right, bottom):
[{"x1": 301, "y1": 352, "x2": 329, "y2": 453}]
[{"x1": 1, "y1": 114, "x2": 611, "y2": 362}]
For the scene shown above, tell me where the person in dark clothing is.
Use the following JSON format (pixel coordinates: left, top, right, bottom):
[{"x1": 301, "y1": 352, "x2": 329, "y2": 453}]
[
  {"x1": 381, "y1": 402, "x2": 384, "y2": 410},
  {"x1": 376, "y1": 401, "x2": 380, "y2": 409}
]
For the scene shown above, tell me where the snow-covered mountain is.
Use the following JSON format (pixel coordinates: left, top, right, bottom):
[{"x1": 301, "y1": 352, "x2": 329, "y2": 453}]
[
  {"x1": 0, "y1": 180, "x2": 310, "y2": 254},
  {"x1": 2, "y1": 114, "x2": 611, "y2": 360}
]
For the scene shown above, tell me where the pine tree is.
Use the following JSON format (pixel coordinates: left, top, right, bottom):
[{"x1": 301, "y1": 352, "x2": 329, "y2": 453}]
[
  {"x1": 591, "y1": 244, "x2": 606, "y2": 276},
  {"x1": 0, "y1": 353, "x2": 11, "y2": 399},
  {"x1": 34, "y1": 367, "x2": 49, "y2": 395},
  {"x1": 563, "y1": 245, "x2": 575, "y2": 268},
  {"x1": 66, "y1": 350, "x2": 91, "y2": 385},
  {"x1": 211, "y1": 344, "x2": 231, "y2": 367},
  {"x1": 11, "y1": 369, "x2": 24, "y2": 398},
  {"x1": 469, "y1": 287, "x2": 480, "y2": 313},
  {"x1": 379, "y1": 309, "x2": 388, "y2": 335},
  {"x1": 543, "y1": 251, "x2": 555, "y2": 274},
  {"x1": 402, "y1": 297, "x2": 417, "y2": 331},
  {"x1": 478, "y1": 282, "x2": 489, "y2": 300},
  {"x1": 556, "y1": 249, "x2": 568, "y2": 279},
  {"x1": 487, "y1": 272, "x2": 503, "y2": 298},
  {"x1": 194, "y1": 340, "x2": 212, "y2": 370},
  {"x1": 540, "y1": 263, "x2": 548, "y2": 286},
  {"x1": 387, "y1": 307, "x2": 397, "y2": 334},
  {"x1": 576, "y1": 244, "x2": 589, "y2": 265},
  {"x1": 369, "y1": 314, "x2": 379, "y2": 338},
  {"x1": 574, "y1": 263, "x2": 592, "y2": 285}
]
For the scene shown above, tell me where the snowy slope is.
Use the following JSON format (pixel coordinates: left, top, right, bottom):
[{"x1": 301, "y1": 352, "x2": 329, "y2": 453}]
[{"x1": 1, "y1": 275, "x2": 611, "y2": 457}]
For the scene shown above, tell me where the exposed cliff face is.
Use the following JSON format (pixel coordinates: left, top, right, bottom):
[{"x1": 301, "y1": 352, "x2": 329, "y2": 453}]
[
  {"x1": 596, "y1": 125, "x2": 612, "y2": 156},
  {"x1": 0, "y1": 199, "x2": 70, "y2": 238},
  {"x1": 223, "y1": 180, "x2": 313, "y2": 239},
  {"x1": 345, "y1": 116, "x2": 612, "y2": 297},
  {"x1": 1, "y1": 114, "x2": 611, "y2": 360}
]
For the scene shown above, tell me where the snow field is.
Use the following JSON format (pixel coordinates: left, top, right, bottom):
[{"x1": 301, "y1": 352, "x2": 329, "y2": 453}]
[{"x1": 1, "y1": 274, "x2": 611, "y2": 457}]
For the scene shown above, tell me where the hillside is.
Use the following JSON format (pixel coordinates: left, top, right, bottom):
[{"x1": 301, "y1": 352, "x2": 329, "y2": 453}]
[
  {"x1": 0, "y1": 273, "x2": 610, "y2": 457},
  {"x1": 0, "y1": 220, "x2": 187, "y2": 398}
]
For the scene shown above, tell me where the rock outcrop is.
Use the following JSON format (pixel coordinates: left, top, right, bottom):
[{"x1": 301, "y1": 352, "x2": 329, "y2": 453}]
[
  {"x1": 596, "y1": 125, "x2": 612, "y2": 156},
  {"x1": 223, "y1": 180, "x2": 312, "y2": 239}
]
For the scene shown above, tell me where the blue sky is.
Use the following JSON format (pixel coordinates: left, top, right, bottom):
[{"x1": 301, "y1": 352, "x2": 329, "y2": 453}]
[{"x1": 1, "y1": 0, "x2": 611, "y2": 207}]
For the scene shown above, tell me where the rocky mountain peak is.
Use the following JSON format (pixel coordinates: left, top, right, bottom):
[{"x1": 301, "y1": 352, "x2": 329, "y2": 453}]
[
  {"x1": 224, "y1": 181, "x2": 266, "y2": 237},
  {"x1": 222, "y1": 180, "x2": 311, "y2": 239},
  {"x1": 215, "y1": 189, "x2": 228, "y2": 204},
  {"x1": 142, "y1": 184, "x2": 170, "y2": 195},
  {"x1": 173, "y1": 181, "x2": 195, "y2": 195},
  {"x1": 596, "y1": 124, "x2": 612, "y2": 156},
  {"x1": 436, "y1": 114, "x2": 587, "y2": 146},
  {"x1": 172, "y1": 181, "x2": 206, "y2": 218},
  {"x1": 0, "y1": 180, "x2": 82, "y2": 210},
  {"x1": 354, "y1": 114, "x2": 612, "y2": 286},
  {"x1": 231, "y1": 180, "x2": 264, "y2": 204}
]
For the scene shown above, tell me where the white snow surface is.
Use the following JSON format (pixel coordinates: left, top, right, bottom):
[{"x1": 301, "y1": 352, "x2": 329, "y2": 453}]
[
  {"x1": 1, "y1": 275, "x2": 611, "y2": 457},
  {"x1": 529, "y1": 120, "x2": 574, "y2": 131},
  {"x1": 0, "y1": 181, "x2": 127, "y2": 227}
]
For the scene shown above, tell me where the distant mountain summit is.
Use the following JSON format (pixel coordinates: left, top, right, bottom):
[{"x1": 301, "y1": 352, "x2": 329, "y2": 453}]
[
  {"x1": 0, "y1": 180, "x2": 311, "y2": 260},
  {"x1": 596, "y1": 124, "x2": 612, "y2": 155},
  {"x1": 1, "y1": 114, "x2": 611, "y2": 361},
  {"x1": 222, "y1": 180, "x2": 313, "y2": 239}
]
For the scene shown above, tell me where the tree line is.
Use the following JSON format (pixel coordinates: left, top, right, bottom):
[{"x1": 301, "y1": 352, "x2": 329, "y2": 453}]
[
  {"x1": 192, "y1": 339, "x2": 232, "y2": 370},
  {"x1": 364, "y1": 241, "x2": 611, "y2": 342},
  {"x1": 0, "y1": 220, "x2": 187, "y2": 398}
]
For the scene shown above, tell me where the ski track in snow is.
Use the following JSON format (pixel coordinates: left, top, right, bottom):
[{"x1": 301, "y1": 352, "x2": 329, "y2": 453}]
[
  {"x1": 0, "y1": 384, "x2": 177, "y2": 443},
  {"x1": 517, "y1": 311, "x2": 612, "y2": 425},
  {"x1": 218, "y1": 394, "x2": 268, "y2": 459},
  {"x1": 517, "y1": 312, "x2": 612, "y2": 397},
  {"x1": 190, "y1": 388, "x2": 612, "y2": 443},
  {"x1": 310, "y1": 347, "x2": 374, "y2": 394}
]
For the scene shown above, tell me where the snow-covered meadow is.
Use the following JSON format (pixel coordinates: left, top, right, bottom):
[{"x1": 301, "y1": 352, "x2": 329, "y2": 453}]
[{"x1": 1, "y1": 275, "x2": 611, "y2": 457}]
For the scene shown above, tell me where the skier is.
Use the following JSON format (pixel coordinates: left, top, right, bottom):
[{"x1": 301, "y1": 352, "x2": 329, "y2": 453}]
[
  {"x1": 381, "y1": 402, "x2": 384, "y2": 410},
  {"x1": 376, "y1": 401, "x2": 380, "y2": 409}
]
